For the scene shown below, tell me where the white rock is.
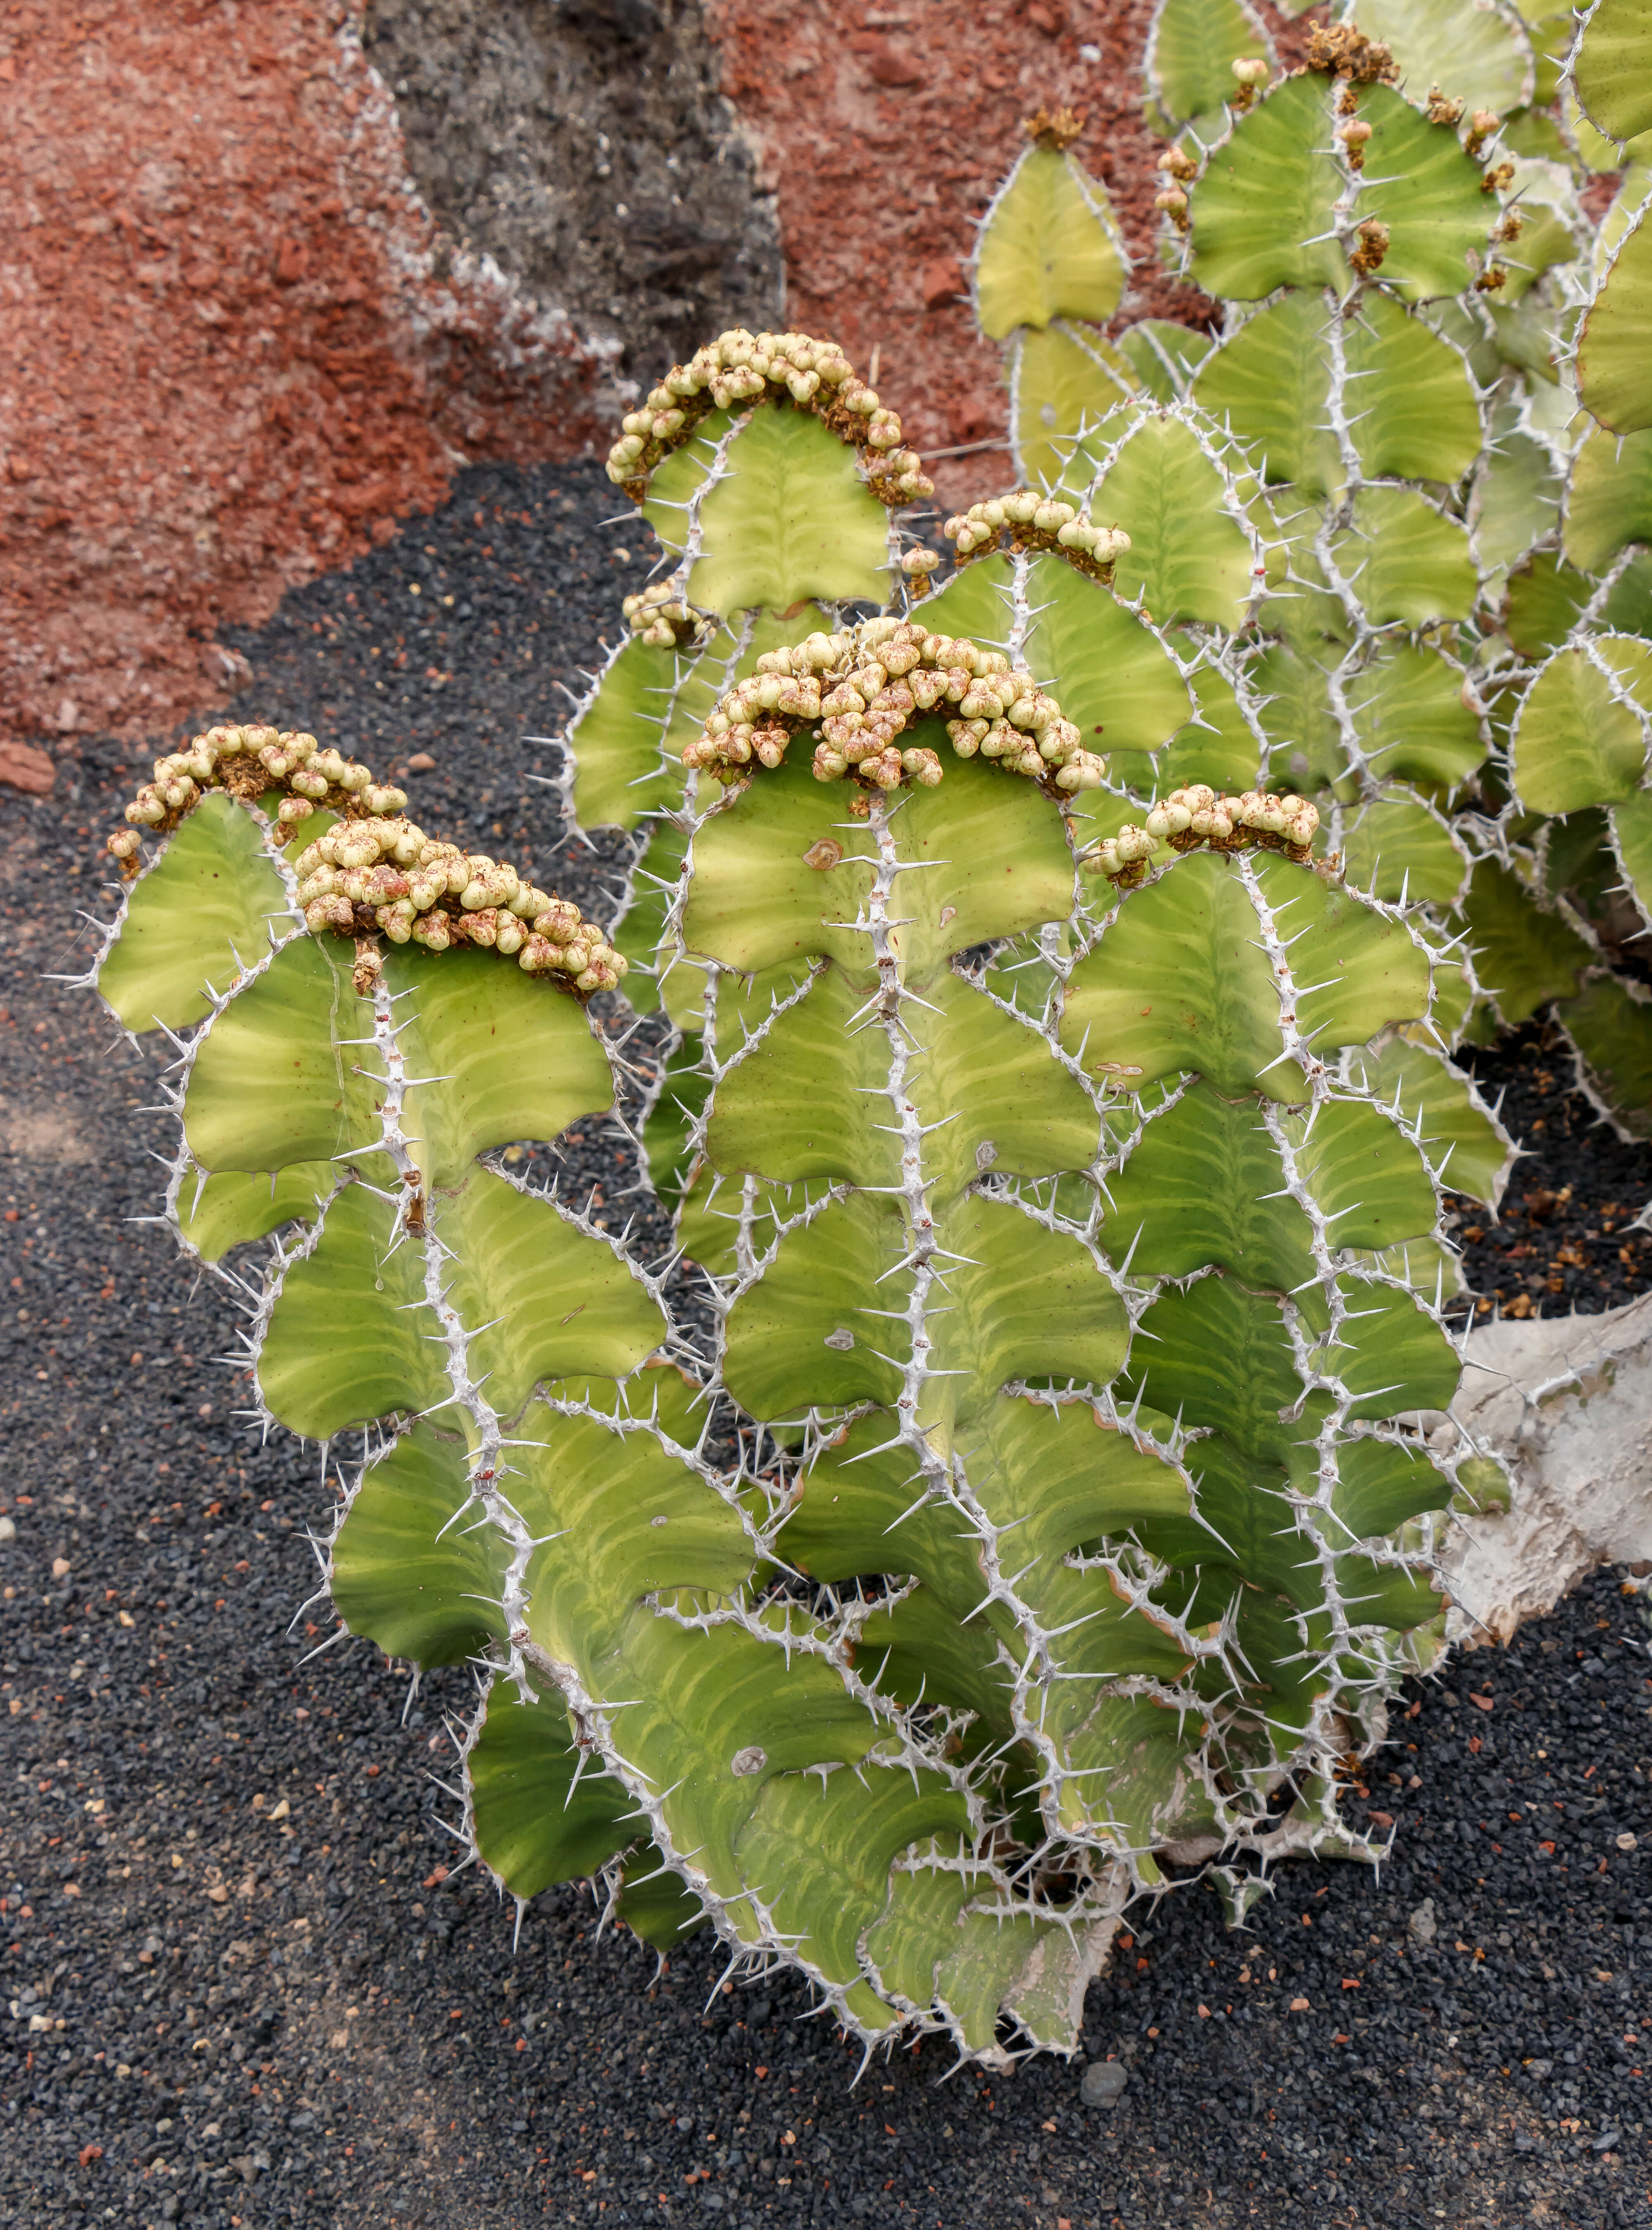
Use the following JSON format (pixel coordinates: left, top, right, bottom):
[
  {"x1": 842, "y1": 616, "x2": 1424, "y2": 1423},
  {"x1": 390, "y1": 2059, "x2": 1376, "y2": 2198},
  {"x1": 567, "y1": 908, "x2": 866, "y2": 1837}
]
[{"x1": 1433, "y1": 1292, "x2": 1652, "y2": 1644}]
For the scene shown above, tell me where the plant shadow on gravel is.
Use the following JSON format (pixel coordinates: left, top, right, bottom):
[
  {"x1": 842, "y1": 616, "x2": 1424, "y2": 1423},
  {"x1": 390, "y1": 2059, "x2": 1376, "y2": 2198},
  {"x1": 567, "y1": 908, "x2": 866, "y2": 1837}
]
[{"x1": 3, "y1": 465, "x2": 1650, "y2": 2230}]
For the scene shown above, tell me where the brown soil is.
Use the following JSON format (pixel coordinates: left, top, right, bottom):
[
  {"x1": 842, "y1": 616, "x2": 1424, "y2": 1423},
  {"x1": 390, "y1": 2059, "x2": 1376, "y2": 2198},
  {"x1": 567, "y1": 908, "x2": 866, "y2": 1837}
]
[{"x1": 0, "y1": 0, "x2": 616, "y2": 762}]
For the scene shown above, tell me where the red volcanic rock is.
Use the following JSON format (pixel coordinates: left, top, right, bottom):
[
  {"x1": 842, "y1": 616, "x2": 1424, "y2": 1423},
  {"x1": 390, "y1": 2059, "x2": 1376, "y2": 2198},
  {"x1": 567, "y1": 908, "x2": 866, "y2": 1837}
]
[
  {"x1": 0, "y1": 0, "x2": 615, "y2": 752},
  {"x1": 864, "y1": 40, "x2": 925, "y2": 88},
  {"x1": 710, "y1": 0, "x2": 1222, "y2": 502},
  {"x1": 2, "y1": 0, "x2": 1244, "y2": 752},
  {"x1": 0, "y1": 741, "x2": 55, "y2": 795},
  {"x1": 921, "y1": 259, "x2": 968, "y2": 312}
]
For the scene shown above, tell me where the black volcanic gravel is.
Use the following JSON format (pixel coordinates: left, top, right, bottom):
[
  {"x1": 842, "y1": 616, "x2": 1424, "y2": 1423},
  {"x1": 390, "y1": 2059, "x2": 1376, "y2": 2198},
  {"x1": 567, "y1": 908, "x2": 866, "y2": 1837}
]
[
  {"x1": 1446, "y1": 1023, "x2": 1652, "y2": 1324},
  {"x1": 4, "y1": 462, "x2": 1652, "y2": 2230}
]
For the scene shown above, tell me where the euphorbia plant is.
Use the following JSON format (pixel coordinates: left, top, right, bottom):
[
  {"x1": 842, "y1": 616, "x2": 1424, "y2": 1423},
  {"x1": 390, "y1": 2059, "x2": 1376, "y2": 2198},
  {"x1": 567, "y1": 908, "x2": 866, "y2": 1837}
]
[
  {"x1": 99, "y1": 0, "x2": 1652, "y2": 2075},
  {"x1": 955, "y1": 0, "x2": 1652, "y2": 1141},
  {"x1": 85, "y1": 295, "x2": 1511, "y2": 2050}
]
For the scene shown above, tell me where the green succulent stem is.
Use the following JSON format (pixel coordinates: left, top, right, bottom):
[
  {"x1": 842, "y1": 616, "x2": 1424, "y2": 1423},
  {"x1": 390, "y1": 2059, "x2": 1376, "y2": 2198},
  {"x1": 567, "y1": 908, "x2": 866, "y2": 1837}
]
[{"x1": 105, "y1": 0, "x2": 1652, "y2": 2069}]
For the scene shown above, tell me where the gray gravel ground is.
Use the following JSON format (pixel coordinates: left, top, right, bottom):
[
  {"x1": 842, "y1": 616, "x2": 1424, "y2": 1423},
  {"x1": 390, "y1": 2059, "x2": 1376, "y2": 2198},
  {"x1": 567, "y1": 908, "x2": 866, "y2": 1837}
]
[{"x1": 3, "y1": 463, "x2": 1651, "y2": 2230}]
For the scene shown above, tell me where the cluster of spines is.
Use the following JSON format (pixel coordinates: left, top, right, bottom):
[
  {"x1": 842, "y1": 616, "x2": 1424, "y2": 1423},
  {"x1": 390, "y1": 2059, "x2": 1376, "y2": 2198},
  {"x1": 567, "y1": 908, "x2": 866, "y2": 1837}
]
[
  {"x1": 942, "y1": 490, "x2": 1132, "y2": 576},
  {"x1": 681, "y1": 617, "x2": 1106, "y2": 795},
  {"x1": 1082, "y1": 785, "x2": 1321, "y2": 887},
  {"x1": 604, "y1": 328, "x2": 934, "y2": 509}
]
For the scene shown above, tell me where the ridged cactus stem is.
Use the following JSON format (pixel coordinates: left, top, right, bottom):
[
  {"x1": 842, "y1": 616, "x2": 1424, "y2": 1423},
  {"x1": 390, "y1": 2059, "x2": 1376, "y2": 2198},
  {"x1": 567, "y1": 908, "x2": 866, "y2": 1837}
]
[
  {"x1": 617, "y1": 406, "x2": 748, "y2": 650},
  {"x1": 1305, "y1": 289, "x2": 1428, "y2": 807},
  {"x1": 861, "y1": 795, "x2": 952, "y2": 1463},
  {"x1": 86, "y1": 670, "x2": 1516, "y2": 2058},
  {"x1": 1065, "y1": 853, "x2": 1446, "y2": 1835},
  {"x1": 95, "y1": 105, "x2": 1581, "y2": 2043},
  {"x1": 366, "y1": 981, "x2": 537, "y2": 1703}
]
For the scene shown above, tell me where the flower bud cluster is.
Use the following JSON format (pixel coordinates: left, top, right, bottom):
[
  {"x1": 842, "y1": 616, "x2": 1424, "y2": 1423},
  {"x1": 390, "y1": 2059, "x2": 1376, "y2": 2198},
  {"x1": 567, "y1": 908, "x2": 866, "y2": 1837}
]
[
  {"x1": 942, "y1": 491, "x2": 1132, "y2": 579},
  {"x1": 621, "y1": 579, "x2": 718, "y2": 648},
  {"x1": 102, "y1": 726, "x2": 624, "y2": 994},
  {"x1": 683, "y1": 617, "x2": 1106, "y2": 797},
  {"x1": 1154, "y1": 144, "x2": 1198, "y2": 229},
  {"x1": 1304, "y1": 24, "x2": 1397, "y2": 85},
  {"x1": 1336, "y1": 116, "x2": 1373, "y2": 171},
  {"x1": 682, "y1": 625, "x2": 857, "y2": 776},
  {"x1": 291, "y1": 823, "x2": 625, "y2": 990},
  {"x1": 1081, "y1": 785, "x2": 1320, "y2": 886},
  {"x1": 107, "y1": 725, "x2": 408, "y2": 861},
  {"x1": 1021, "y1": 104, "x2": 1085, "y2": 153},
  {"x1": 603, "y1": 329, "x2": 933, "y2": 510},
  {"x1": 1349, "y1": 218, "x2": 1390, "y2": 275},
  {"x1": 1229, "y1": 55, "x2": 1270, "y2": 113}
]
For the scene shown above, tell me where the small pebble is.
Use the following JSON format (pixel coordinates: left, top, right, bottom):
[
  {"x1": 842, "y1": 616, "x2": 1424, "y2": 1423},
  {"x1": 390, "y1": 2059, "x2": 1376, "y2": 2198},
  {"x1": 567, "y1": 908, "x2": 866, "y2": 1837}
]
[
  {"x1": 1407, "y1": 1898, "x2": 1437, "y2": 1945},
  {"x1": 1080, "y1": 2059, "x2": 1127, "y2": 2109}
]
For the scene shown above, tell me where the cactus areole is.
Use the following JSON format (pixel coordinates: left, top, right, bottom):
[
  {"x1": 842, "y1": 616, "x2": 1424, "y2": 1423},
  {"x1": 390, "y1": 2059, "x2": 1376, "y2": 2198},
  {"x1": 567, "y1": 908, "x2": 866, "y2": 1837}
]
[{"x1": 86, "y1": 271, "x2": 1520, "y2": 2064}]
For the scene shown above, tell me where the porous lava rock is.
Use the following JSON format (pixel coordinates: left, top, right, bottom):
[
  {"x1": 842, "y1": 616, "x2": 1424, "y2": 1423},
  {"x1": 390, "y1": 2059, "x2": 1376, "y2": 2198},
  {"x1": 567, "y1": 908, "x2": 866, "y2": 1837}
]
[
  {"x1": 5, "y1": 0, "x2": 1289, "y2": 766},
  {"x1": 362, "y1": 0, "x2": 785, "y2": 385},
  {"x1": 0, "y1": 0, "x2": 622, "y2": 760},
  {"x1": 708, "y1": 0, "x2": 1226, "y2": 498}
]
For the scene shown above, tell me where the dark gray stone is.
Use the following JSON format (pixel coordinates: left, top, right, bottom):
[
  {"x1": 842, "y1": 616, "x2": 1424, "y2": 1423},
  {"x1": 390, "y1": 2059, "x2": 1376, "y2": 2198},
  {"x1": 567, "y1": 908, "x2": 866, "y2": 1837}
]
[
  {"x1": 1081, "y1": 2059, "x2": 1127, "y2": 2109},
  {"x1": 362, "y1": 0, "x2": 782, "y2": 386}
]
